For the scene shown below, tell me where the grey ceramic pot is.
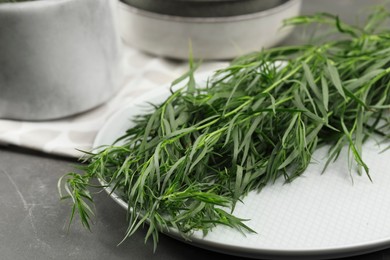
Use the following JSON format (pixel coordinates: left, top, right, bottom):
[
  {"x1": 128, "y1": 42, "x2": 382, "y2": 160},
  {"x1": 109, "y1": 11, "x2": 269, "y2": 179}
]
[
  {"x1": 122, "y1": 0, "x2": 285, "y2": 17},
  {"x1": 0, "y1": 0, "x2": 125, "y2": 121},
  {"x1": 118, "y1": 0, "x2": 302, "y2": 60}
]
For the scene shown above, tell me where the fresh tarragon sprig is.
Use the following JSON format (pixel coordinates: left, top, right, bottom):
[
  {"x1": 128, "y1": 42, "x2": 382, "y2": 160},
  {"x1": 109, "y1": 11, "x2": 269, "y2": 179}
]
[{"x1": 59, "y1": 7, "x2": 390, "y2": 250}]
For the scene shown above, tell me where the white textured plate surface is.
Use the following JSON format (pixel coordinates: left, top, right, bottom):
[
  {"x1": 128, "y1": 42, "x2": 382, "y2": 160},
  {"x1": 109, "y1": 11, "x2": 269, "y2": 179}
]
[{"x1": 94, "y1": 76, "x2": 390, "y2": 259}]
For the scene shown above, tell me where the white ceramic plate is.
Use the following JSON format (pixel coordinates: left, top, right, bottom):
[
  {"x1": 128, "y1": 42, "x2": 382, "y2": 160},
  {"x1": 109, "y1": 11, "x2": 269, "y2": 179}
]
[{"x1": 94, "y1": 76, "x2": 390, "y2": 259}]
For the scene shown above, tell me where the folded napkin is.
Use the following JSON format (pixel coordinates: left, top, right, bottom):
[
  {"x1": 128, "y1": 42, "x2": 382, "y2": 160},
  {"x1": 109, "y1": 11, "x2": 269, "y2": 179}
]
[{"x1": 0, "y1": 45, "x2": 228, "y2": 158}]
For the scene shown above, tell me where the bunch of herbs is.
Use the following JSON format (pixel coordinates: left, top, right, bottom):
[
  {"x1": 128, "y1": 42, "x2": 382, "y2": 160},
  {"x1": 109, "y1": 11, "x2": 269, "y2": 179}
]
[{"x1": 59, "y1": 8, "x2": 390, "y2": 249}]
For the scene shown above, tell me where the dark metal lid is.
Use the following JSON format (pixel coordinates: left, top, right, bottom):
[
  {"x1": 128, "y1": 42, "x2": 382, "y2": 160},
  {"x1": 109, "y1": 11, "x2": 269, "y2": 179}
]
[{"x1": 121, "y1": 0, "x2": 287, "y2": 17}]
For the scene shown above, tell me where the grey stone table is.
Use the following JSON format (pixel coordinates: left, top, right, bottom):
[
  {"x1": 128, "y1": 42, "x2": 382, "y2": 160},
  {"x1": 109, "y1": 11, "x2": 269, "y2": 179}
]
[{"x1": 1, "y1": 0, "x2": 390, "y2": 259}]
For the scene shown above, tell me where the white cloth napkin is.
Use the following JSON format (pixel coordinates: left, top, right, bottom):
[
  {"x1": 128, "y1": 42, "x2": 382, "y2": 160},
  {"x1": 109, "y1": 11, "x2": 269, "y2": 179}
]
[{"x1": 0, "y1": 45, "x2": 228, "y2": 158}]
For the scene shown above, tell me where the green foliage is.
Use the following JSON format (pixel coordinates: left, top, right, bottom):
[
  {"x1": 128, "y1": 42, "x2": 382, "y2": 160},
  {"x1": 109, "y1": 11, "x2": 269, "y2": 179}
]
[{"x1": 59, "y1": 8, "x2": 390, "y2": 249}]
